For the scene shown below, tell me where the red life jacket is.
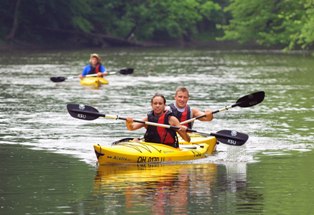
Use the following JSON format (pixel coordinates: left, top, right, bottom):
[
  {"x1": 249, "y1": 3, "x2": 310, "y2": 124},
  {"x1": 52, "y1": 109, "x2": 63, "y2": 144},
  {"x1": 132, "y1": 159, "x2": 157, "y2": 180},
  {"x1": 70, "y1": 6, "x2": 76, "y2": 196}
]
[
  {"x1": 88, "y1": 63, "x2": 101, "y2": 75},
  {"x1": 144, "y1": 110, "x2": 178, "y2": 148},
  {"x1": 169, "y1": 103, "x2": 193, "y2": 129}
]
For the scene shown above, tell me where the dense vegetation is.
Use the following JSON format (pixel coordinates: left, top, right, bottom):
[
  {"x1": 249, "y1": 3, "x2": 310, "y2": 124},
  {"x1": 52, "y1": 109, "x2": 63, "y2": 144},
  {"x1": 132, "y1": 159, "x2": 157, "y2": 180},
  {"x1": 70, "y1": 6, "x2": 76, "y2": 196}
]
[{"x1": 1, "y1": 0, "x2": 313, "y2": 50}]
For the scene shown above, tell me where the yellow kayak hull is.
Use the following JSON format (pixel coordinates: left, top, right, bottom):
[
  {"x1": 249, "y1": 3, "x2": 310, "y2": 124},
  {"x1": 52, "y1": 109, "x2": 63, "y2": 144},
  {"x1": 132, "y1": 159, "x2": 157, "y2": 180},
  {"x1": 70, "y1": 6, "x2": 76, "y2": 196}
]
[
  {"x1": 94, "y1": 135, "x2": 217, "y2": 164},
  {"x1": 179, "y1": 133, "x2": 217, "y2": 153},
  {"x1": 80, "y1": 77, "x2": 109, "y2": 88}
]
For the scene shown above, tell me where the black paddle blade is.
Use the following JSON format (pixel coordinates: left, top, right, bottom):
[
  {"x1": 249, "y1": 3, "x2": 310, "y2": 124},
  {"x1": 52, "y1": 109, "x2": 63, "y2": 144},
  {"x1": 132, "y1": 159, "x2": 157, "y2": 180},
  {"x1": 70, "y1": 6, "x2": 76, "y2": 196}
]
[
  {"x1": 212, "y1": 130, "x2": 249, "y2": 146},
  {"x1": 50, "y1": 77, "x2": 66, "y2": 82},
  {"x1": 119, "y1": 68, "x2": 134, "y2": 75},
  {"x1": 67, "y1": 103, "x2": 101, "y2": 120},
  {"x1": 236, "y1": 91, "x2": 265, "y2": 108}
]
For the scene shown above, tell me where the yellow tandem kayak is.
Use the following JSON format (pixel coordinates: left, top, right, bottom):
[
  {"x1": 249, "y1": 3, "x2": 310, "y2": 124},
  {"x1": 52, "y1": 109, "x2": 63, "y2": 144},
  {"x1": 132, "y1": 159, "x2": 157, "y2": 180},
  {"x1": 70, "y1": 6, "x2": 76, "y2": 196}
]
[
  {"x1": 93, "y1": 135, "x2": 217, "y2": 165},
  {"x1": 80, "y1": 77, "x2": 109, "y2": 88}
]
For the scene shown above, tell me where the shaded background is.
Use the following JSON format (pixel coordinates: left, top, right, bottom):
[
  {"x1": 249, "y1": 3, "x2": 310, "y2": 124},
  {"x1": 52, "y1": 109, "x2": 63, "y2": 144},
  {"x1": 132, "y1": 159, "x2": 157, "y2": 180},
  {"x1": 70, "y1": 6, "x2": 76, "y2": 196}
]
[{"x1": 1, "y1": 0, "x2": 314, "y2": 50}]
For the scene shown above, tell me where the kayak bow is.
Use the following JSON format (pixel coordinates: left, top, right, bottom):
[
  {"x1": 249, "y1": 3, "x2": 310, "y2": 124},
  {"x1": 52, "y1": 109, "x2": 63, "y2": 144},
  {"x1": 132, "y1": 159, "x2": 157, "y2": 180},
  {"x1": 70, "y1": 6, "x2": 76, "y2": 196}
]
[{"x1": 80, "y1": 77, "x2": 109, "y2": 88}]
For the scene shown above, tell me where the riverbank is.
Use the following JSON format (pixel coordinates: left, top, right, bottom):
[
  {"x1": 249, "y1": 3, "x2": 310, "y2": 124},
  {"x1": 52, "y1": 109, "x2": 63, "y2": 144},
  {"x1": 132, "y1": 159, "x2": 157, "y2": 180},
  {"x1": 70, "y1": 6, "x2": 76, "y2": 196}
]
[
  {"x1": 2, "y1": 38, "x2": 313, "y2": 54},
  {"x1": 0, "y1": 39, "x2": 265, "y2": 50}
]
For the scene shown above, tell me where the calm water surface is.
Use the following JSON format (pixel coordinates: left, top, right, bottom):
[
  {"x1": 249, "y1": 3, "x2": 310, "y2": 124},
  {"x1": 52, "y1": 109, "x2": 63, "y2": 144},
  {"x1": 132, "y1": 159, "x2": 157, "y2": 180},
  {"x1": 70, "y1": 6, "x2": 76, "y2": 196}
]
[{"x1": 0, "y1": 48, "x2": 313, "y2": 214}]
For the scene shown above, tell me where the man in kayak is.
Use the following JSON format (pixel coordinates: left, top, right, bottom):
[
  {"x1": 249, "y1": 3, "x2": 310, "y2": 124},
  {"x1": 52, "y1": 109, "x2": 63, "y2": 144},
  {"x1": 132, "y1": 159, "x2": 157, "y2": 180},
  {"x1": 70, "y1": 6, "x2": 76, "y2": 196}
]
[
  {"x1": 125, "y1": 93, "x2": 190, "y2": 148},
  {"x1": 168, "y1": 86, "x2": 213, "y2": 128},
  {"x1": 79, "y1": 53, "x2": 108, "y2": 78}
]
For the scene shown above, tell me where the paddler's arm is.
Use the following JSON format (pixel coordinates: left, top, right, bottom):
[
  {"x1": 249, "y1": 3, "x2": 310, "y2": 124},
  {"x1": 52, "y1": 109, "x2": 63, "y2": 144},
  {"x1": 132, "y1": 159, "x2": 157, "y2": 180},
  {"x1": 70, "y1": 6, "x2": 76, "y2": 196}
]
[
  {"x1": 98, "y1": 65, "x2": 108, "y2": 77},
  {"x1": 80, "y1": 65, "x2": 90, "y2": 79},
  {"x1": 192, "y1": 108, "x2": 213, "y2": 121},
  {"x1": 169, "y1": 116, "x2": 191, "y2": 142},
  {"x1": 125, "y1": 117, "x2": 147, "y2": 131}
]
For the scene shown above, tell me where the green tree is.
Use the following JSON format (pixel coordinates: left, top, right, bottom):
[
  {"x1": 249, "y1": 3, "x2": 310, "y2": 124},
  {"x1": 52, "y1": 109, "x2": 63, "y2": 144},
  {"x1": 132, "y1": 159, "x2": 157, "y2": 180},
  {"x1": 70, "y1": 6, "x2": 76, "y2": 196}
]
[
  {"x1": 293, "y1": 0, "x2": 314, "y2": 49},
  {"x1": 1, "y1": 0, "x2": 224, "y2": 47},
  {"x1": 1, "y1": 0, "x2": 92, "y2": 43},
  {"x1": 88, "y1": 0, "x2": 222, "y2": 42},
  {"x1": 221, "y1": 0, "x2": 314, "y2": 49}
]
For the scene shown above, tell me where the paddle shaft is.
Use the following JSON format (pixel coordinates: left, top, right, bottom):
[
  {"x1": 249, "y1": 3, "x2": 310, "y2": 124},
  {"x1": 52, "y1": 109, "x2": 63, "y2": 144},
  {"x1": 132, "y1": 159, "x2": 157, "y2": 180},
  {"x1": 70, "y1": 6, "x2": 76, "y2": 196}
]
[
  {"x1": 80, "y1": 73, "x2": 107, "y2": 79},
  {"x1": 181, "y1": 103, "x2": 238, "y2": 124},
  {"x1": 77, "y1": 71, "x2": 115, "y2": 78},
  {"x1": 71, "y1": 109, "x2": 191, "y2": 131},
  {"x1": 180, "y1": 91, "x2": 265, "y2": 124},
  {"x1": 75, "y1": 107, "x2": 239, "y2": 134},
  {"x1": 67, "y1": 104, "x2": 249, "y2": 146},
  {"x1": 83, "y1": 74, "x2": 98, "y2": 78},
  {"x1": 50, "y1": 68, "x2": 133, "y2": 82}
]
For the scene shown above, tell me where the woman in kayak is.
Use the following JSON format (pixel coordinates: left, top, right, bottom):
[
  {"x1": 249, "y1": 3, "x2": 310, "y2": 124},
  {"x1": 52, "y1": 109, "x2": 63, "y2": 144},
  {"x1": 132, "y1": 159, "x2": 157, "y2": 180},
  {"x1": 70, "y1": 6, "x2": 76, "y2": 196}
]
[
  {"x1": 79, "y1": 53, "x2": 108, "y2": 78},
  {"x1": 125, "y1": 93, "x2": 191, "y2": 148}
]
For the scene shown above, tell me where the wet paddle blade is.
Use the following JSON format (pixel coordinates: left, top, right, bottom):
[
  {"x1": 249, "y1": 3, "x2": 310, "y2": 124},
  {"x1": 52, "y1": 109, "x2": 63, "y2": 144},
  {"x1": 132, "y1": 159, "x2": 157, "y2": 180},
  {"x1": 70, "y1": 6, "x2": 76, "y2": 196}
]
[
  {"x1": 67, "y1": 103, "x2": 101, "y2": 120},
  {"x1": 119, "y1": 68, "x2": 134, "y2": 75},
  {"x1": 189, "y1": 129, "x2": 249, "y2": 146},
  {"x1": 50, "y1": 77, "x2": 66, "y2": 82},
  {"x1": 212, "y1": 130, "x2": 249, "y2": 146},
  {"x1": 236, "y1": 91, "x2": 265, "y2": 108}
]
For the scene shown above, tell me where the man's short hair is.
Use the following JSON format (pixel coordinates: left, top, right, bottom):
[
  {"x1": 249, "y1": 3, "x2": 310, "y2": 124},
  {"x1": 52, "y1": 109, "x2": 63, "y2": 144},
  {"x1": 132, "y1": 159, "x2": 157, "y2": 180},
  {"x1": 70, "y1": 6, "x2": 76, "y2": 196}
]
[{"x1": 175, "y1": 86, "x2": 190, "y2": 97}]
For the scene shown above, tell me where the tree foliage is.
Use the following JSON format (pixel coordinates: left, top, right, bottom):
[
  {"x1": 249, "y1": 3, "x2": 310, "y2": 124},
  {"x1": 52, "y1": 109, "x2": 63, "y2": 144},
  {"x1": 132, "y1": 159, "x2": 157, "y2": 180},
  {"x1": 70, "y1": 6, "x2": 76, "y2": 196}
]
[
  {"x1": 0, "y1": 0, "x2": 223, "y2": 46},
  {"x1": 221, "y1": 0, "x2": 314, "y2": 49},
  {"x1": 0, "y1": 0, "x2": 314, "y2": 49}
]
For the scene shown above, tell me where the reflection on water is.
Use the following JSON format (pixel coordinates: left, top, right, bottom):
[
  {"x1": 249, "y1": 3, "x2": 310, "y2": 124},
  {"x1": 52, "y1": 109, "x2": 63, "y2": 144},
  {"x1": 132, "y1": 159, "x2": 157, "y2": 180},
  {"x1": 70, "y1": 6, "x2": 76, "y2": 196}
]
[
  {"x1": 0, "y1": 144, "x2": 95, "y2": 214},
  {"x1": 89, "y1": 162, "x2": 266, "y2": 215},
  {"x1": 0, "y1": 144, "x2": 265, "y2": 215},
  {"x1": 93, "y1": 163, "x2": 218, "y2": 214}
]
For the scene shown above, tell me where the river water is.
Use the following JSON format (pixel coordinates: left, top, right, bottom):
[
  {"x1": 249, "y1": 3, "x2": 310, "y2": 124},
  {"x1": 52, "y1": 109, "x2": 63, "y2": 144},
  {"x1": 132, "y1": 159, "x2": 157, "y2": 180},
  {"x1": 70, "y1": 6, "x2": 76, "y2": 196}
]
[{"x1": 0, "y1": 48, "x2": 313, "y2": 214}]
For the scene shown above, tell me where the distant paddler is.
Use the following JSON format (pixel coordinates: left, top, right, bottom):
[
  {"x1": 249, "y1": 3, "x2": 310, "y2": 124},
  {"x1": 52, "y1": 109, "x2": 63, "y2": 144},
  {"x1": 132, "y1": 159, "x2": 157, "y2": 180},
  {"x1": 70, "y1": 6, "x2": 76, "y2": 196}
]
[{"x1": 79, "y1": 53, "x2": 108, "y2": 79}]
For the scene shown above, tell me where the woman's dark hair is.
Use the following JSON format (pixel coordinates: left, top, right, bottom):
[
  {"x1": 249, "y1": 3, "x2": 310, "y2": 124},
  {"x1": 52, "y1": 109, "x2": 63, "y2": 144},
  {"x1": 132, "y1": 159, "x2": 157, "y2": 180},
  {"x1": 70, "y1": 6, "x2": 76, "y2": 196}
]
[{"x1": 150, "y1": 93, "x2": 166, "y2": 104}]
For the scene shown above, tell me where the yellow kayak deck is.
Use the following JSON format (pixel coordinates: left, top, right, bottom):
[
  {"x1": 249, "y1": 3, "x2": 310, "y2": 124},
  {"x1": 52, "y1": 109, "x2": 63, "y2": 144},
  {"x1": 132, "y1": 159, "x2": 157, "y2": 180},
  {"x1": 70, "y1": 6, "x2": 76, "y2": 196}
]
[
  {"x1": 94, "y1": 134, "x2": 217, "y2": 164},
  {"x1": 80, "y1": 77, "x2": 109, "y2": 88}
]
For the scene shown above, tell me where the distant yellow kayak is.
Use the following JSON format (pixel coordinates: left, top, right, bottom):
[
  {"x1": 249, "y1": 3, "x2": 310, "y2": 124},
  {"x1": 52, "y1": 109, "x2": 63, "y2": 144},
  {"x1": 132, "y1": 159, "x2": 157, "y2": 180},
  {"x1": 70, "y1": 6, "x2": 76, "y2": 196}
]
[
  {"x1": 80, "y1": 77, "x2": 109, "y2": 88},
  {"x1": 93, "y1": 135, "x2": 217, "y2": 164}
]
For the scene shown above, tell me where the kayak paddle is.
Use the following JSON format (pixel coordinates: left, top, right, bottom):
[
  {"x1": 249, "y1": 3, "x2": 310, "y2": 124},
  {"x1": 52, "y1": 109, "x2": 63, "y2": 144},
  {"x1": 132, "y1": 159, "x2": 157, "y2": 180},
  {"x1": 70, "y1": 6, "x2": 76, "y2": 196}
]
[
  {"x1": 51, "y1": 73, "x2": 96, "y2": 83},
  {"x1": 67, "y1": 103, "x2": 248, "y2": 146},
  {"x1": 180, "y1": 91, "x2": 265, "y2": 124},
  {"x1": 50, "y1": 67, "x2": 134, "y2": 82}
]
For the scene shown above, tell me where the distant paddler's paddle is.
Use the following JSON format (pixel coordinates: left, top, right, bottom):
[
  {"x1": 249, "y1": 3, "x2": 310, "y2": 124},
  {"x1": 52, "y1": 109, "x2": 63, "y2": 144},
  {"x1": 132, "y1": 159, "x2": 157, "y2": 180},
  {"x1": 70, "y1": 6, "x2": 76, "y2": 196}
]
[
  {"x1": 67, "y1": 103, "x2": 248, "y2": 146},
  {"x1": 111, "y1": 68, "x2": 134, "y2": 75},
  {"x1": 50, "y1": 67, "x2": 134, "y2": 82},
  {"x1": 50, "y1": 73, "x2": 96, "y2": 83},
  {"x1": 180, "y1": 91, "x2": 265, "y2": 125}
]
